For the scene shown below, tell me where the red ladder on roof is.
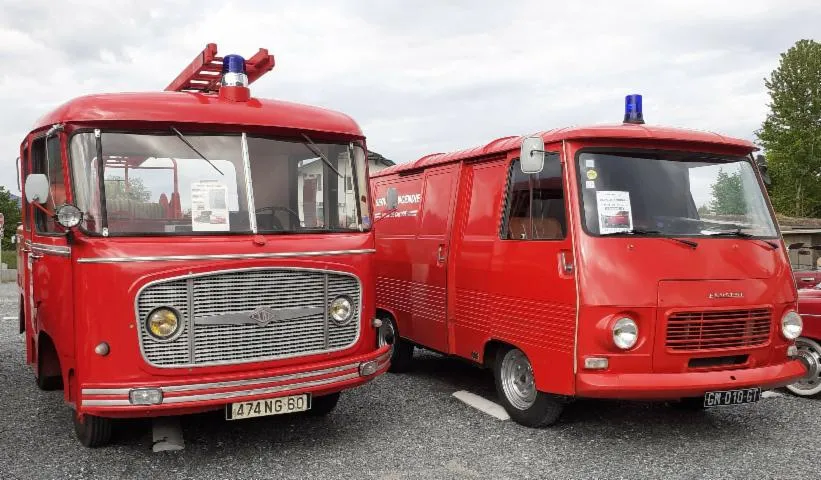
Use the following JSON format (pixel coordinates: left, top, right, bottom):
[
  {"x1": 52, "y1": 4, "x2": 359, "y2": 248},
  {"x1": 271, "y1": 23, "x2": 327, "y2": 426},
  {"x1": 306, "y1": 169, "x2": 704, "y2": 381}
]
[{"x1": 164, "y1": 43, "x2": 276, "y2": 93}]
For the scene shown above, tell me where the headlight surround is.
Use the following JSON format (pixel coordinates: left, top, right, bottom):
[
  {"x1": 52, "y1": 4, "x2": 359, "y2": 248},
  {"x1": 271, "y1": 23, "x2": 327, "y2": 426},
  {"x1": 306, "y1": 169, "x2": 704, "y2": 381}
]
[
  {"x1": 612, "y1": 317, "x2": 639, "y2": 350},
  {"x1": 329, "y1": 296, "x2": 354, "y2": 326},
  {"x1": 55, "y1": 204, "x2": 83, "y2": 228},
  {"x1": 781, "y1": 310, "x2": 803, "y2": 340},
  {"x1": 146, "y1": 307, "x2": 182, "y2": 340}
]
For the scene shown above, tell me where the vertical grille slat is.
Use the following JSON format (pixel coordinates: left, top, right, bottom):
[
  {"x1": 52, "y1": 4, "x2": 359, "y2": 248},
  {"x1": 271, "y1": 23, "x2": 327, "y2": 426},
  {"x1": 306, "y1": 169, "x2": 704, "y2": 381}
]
[
  {"x1": 665, "y1": 308, "x2": 771, "y2": 352},
  {"x1": 137, "y1": 269, "x2": 361, "y2": 367}
]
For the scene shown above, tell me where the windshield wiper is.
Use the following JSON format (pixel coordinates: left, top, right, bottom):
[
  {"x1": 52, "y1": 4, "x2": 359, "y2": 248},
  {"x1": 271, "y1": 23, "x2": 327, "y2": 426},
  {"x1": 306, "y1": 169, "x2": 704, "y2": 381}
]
[
  {"x1": 301, "y1": 133, "x2": 343, "y2": 179},
  {"x1": 170, "y1": 127, "x2": 224, "y2": 175},
  {"x1": 704, "y1": 229, "x2": 778, "y2": 250},
  {"x1": 600, "y1": 229, "x2": 698, "y2": 249}
]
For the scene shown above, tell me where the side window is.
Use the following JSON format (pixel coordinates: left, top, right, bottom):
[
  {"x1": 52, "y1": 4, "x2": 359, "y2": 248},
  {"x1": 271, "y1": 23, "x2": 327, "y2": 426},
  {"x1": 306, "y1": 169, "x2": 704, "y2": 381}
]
[
  {"x1": 501, "y1": 153, "x2": 566, "y2": 240},
  {"x1": 32, "y1": 135, "x2": 66, "y2": 233}
]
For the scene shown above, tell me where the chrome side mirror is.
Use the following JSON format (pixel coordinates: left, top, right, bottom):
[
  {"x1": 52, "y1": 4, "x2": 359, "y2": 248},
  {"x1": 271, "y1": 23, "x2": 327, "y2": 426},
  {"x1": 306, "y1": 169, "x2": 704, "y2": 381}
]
[
  {"x1": 520, "y1": 135, "x2": 545, "y2": 174},
  {"x1": 24, "y1": 174, "x2": 49, "y2": 204},
  {"x1": 386, "y1": 187, "x2": 399, "y2": 210}
]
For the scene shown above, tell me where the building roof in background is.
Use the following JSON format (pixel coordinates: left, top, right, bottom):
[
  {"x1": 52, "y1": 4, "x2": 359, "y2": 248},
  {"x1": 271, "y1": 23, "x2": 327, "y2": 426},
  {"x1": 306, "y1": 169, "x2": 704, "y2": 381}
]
[
  {"x1": 368, "y1": 151, "x2": 395, "y2": 167},
  {"x1": 778, "y1": 215, "x2": 821, "y2": 231}
]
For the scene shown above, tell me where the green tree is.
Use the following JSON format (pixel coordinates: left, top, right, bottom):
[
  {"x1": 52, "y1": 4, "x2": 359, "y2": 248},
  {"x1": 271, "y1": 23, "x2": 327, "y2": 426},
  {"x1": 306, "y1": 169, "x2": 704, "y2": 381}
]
[
  {"x1": 756, "y1": 39, "x2": 821, "y2": 217},
  {"x1": 104, "y1": 176, "x2": 151, "y2": 202},
  {"x1": 0, "y1": 186, "x2": 22, "y2": 252},
  {"x1": 709, "y1": 169, "x2": 747, "y2": 215}
]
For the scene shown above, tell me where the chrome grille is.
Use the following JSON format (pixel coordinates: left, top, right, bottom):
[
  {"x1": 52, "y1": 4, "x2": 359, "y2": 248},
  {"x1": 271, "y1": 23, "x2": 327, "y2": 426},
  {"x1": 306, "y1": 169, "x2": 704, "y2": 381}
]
[
  {"x1": 136, "y1": 269, "x2": 361, "y2": 367},
  {"x1": 666, "y1": 309, "x2": 771, "y2": 351}
]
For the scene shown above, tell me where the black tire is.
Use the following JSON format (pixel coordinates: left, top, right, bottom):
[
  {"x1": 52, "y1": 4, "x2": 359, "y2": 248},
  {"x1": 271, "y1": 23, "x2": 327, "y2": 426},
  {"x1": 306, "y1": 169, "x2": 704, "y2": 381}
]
[
  {"x1": 378, "y1": 315, "x2": 414, "y2": 373},
  {"x1": 74, "y1": 413, "x2": 113, "y2": 448},
  {"x1": 493, "y1": 346, "x2": 563, "y2": 427},
  {"x1": 35, "y1": 346, "x2": 63, "y2": 391},
  {"x1": 308, "y1": 393, "x2": 341, "y2": 416}
]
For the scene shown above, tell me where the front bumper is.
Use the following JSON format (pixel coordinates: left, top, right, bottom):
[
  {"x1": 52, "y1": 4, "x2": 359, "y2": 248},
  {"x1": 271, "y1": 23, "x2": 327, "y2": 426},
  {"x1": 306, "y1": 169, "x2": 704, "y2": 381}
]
[
  {"x1": 575, "y1": 359, "x2": 807, "y2": 400},
  {"x1": 80, "y1": 346, "x2": 391, "y2": 417}
]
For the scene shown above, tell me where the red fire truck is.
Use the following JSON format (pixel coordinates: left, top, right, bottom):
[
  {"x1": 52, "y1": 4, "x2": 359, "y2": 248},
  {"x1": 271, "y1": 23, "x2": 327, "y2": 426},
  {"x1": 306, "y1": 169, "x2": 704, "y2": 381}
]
[
  {"x1": 371, "y1": 95, "x2": 808, "y2": 427},
  {"x1": 15, "y1": 44, "x2": 389, "y2": 447}
]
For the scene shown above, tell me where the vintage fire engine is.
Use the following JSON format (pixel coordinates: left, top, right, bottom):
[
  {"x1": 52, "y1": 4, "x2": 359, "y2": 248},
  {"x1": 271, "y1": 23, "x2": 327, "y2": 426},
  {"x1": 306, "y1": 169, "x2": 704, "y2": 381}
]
[
  {"x1": 371, "y1": 95, "x2": 809, "y2": 427},
  {"x1": 16, "y1": 43, "x2": 389, "y2": 447}
]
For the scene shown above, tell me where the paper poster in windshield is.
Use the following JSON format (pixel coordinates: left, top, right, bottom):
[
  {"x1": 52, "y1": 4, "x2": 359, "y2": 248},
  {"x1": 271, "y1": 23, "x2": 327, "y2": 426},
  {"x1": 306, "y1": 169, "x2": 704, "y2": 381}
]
[
  {"x1": 191, "y1": 181, "x2": 230, "y2": 232},
  {"x1": 596, "y1": 191, "x2": 633, "y2": 234}
]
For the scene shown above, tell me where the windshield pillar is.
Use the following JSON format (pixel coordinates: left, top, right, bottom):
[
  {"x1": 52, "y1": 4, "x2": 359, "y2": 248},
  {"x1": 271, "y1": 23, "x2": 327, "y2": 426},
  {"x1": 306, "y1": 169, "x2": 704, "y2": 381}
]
[{"x1": 241, "y1": 132, "x2": 257, "y2": 234}]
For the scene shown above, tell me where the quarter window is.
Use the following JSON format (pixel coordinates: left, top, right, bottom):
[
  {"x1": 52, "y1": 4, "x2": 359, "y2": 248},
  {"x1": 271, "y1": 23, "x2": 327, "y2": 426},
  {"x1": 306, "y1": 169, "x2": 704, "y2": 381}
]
[{"x1": 32, "y1": 135, "x2": 66, "y2": 234}]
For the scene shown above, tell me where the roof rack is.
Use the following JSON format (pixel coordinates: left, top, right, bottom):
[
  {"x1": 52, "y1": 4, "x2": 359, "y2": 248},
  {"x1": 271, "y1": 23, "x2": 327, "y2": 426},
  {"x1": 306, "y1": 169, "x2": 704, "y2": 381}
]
[{"x1": 165, "y1": 43, "x2": 276, "y2": 93}]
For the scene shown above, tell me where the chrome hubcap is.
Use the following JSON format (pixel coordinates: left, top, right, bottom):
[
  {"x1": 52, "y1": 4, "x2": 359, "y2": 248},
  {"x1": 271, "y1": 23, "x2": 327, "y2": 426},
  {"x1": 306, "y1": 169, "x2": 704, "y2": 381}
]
[
  {"x1": 792, "y1": 338, "x2": 821, "y2": 392},
  {"x1": 500, "y1": 349, "x2": 537, "y2": 410}
]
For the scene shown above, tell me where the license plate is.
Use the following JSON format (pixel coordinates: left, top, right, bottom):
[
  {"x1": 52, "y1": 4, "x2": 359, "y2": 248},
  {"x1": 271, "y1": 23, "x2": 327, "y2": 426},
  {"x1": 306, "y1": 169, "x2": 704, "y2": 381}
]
[
  {"x1": 703, "y1": 387, "x2": 761, "y2": 407},
  {"x1": 225, "y1": 394, "x2": 311, "y2": 421}
]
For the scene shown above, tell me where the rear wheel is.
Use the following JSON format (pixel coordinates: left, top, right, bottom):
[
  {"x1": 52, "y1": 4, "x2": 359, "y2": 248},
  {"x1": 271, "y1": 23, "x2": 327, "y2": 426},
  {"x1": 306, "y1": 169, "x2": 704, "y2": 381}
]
[
  {"x1": 786, "y1": 337, "x2": 821, "y2": 398},
  {"x1": 493, "y1": 346, "x2": 563, "y2": 427},
  {"x1": 73, "y1": 413, "x2": 113, "y2": 448},
  {"x1": 308, "y1": 392, "x2": 340, "y2": 416},
  {"x1": 378, "y1": 315, "x2": 414, "y2": 373}
]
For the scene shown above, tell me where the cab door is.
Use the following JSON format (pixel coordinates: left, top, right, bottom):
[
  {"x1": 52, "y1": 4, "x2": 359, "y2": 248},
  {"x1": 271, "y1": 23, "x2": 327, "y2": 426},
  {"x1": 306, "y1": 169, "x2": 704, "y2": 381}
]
[
  {"x1": 409, "y1": 164, "x2": 459, "y2": 353},
  {"x1": 26, "y1": 131, "x2": 75, "y2": 371}
]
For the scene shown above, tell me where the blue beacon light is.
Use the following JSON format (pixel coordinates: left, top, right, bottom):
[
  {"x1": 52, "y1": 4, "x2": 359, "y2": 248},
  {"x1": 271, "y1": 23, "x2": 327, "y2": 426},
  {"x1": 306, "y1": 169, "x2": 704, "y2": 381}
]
[
  {"x1": 623, "y1": 94, "x2": 645, "y2": 124},
  {"x1": 221, "y1": 54, "x2": 248, "y2": 87}
]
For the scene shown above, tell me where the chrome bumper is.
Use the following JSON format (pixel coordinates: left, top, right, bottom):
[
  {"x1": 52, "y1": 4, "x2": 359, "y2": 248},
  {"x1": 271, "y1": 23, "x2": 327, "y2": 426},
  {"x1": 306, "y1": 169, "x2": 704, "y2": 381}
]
[{"x1": 81, "y1": 348, "x2": 390, "y2": 409}]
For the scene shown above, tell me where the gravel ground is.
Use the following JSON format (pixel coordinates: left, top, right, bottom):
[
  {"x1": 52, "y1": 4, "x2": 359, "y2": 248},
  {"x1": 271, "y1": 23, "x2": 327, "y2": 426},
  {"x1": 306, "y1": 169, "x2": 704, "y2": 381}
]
[{"x1": 1, "y1": 281, "x2": 819, "y2": 479}]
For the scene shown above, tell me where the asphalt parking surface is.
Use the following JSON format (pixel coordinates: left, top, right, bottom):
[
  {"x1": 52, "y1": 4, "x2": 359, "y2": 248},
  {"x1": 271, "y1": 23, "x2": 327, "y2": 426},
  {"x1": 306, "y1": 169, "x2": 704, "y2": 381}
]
[{"x1": 1, "y1": 282, "x2": 819, "y2": 479}]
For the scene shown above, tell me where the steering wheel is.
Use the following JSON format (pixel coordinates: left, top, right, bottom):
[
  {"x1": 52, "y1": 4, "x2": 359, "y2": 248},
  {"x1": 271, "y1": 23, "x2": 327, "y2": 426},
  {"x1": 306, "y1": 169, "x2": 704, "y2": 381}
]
[{"x1": 255, "y1": 206, "x2": 302, "y2": 231}]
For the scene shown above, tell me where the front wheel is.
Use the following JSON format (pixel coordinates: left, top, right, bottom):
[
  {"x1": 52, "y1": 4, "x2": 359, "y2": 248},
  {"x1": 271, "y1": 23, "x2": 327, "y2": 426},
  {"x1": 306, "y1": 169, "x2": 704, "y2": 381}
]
[
  {"x1": 74, "y1": 413, "x2": 113, "y2": 448},
  {"x1": 377, "y1": 315, "x2": 414, "y2": 373},
  {"x1": 786, "y1": 337, "x2": 821, "y2": 398},
  {"x1": 493, "y1": 346, "x2": 563, "y2": 427}
]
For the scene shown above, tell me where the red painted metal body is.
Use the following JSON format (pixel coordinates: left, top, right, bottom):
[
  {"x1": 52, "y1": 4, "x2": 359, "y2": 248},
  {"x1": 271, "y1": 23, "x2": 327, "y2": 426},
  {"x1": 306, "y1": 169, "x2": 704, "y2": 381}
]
[
  {"x1": 797, "y1": 287, "x2": 821, "y2": 341},
  {"x1": 371, "y1": 124, "x2": 805, "y2": 400},
  {"x1": 16, "y1": 45, "x2": 387, "y2": 426}
]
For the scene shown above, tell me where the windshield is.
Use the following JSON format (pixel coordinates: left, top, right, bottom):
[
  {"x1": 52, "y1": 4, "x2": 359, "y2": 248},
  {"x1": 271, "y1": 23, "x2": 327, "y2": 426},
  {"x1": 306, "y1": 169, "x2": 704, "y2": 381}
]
[
  {"x1": 69, "y1": 132, "x2": 370, "y2": 235},
  {"x1": 576, "y1": 150, "x2": 777, "y2": 238}
]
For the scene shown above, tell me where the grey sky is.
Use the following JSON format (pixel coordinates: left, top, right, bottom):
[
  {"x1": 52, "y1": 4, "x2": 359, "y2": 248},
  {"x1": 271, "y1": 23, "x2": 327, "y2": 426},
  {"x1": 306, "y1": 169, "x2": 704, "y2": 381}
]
[{"x1": 1, "y1": 0, "x2": 819, "y2": 193}]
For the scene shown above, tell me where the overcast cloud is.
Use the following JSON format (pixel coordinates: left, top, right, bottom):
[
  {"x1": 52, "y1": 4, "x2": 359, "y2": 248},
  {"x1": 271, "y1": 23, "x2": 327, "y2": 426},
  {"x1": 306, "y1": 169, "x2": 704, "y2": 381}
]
[{"x1": 1, "y1": 0, "x2": 819, "y2": 192}]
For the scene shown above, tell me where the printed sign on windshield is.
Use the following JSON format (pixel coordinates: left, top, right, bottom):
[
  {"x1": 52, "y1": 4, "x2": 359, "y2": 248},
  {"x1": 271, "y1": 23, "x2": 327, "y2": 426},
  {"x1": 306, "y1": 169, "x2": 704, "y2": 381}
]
[{"x1": 596, "y1": 190, "x2": 633, "y2": 234}]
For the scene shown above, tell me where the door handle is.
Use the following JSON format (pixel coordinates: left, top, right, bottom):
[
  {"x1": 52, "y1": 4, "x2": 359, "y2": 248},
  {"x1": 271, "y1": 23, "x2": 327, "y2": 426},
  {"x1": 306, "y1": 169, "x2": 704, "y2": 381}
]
[{"x1": 437, "y1": 245, "x2": 446, "y2": 264}]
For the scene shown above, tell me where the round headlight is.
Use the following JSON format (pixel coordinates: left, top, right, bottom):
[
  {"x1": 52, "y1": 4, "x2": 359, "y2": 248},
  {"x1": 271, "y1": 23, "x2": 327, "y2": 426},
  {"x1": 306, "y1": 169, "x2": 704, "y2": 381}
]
[
  {"x1": 612, "y1": 317, "x2": 638, "y2": 350},
  {"x1": 55, "y1": 204, "x2": 83, "y2": 228},
  {"x1": 146, "y1": 307, "x2": 181, "y2": 340},
  {"x1": 329, "y1": 296, "x2": 353, "y2": 326},
  {"x1": 781, "y1": 310, "x2": 803, "y2": 340}
]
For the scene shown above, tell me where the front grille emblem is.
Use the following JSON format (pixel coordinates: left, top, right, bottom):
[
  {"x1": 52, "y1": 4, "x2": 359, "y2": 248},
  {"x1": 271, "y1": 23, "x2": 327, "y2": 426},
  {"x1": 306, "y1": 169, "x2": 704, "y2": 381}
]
[
  {"x1": 249, "y1": 307, "x2": 278, "y2": 326},
  {"x1": 708, "y1": 292, "x2": 744, "y2": 299}
]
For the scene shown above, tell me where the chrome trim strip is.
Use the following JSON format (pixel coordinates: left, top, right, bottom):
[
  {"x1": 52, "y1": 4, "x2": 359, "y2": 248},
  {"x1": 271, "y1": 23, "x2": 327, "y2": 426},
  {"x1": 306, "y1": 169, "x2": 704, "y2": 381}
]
[
  {"x1": 82, "y1": 371, "x2": 361, "y2": 406},
  {"x1": 78, "y1": 248, "x2": 375, "y2": 264},
  {"x1": 82, "y1": 362, "x2": 359, "y2": 396},
  {"x1": 195, "y1": 306, "x2": 325, "y2": 326},
  {"x1": 134, "y1": 266, "x2": 363, "y2": 369},
  {"x1": 31, "y1": 243, "x2": 70, "y2": 257}
]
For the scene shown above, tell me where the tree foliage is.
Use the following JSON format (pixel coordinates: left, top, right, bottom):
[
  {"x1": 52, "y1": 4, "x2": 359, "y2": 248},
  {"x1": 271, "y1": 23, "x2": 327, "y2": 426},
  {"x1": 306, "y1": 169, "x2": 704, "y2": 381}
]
[
  {"x1": 104, "y1": 176, "x2": 151, "y2": 202},
  {"x1": 709, "y1": 169, "x2": 747, "y2": 215},
  {"x1": 0, "y1": 186, "x2": 22, "y2": 252},
  {"x1": 756, "y1": 39, "x2": 821, "y2": 217}
]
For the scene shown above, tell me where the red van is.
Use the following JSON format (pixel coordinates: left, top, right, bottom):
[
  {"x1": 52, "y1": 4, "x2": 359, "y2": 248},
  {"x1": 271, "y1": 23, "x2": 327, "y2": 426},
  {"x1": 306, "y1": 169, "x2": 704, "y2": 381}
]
[{"x1": 371, "y1": 95, "x2": 808, "y2": 427}]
